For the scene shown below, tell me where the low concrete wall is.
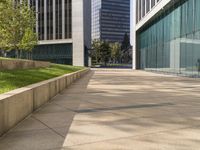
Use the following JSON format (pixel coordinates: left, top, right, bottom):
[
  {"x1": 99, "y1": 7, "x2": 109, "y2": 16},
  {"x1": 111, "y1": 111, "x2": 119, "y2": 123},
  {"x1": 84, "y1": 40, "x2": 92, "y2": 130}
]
[
  {"x1": 0, "y1": 68, "x2": 90, "y2": 136},
  {"x1": 0, "y1": 59, "x2": 50, "y2": 70}
]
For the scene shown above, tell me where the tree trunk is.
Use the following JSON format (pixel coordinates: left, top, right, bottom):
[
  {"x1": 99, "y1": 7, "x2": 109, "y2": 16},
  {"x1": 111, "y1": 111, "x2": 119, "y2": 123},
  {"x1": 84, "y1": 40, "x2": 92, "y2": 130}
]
[
  {"x1": 26, "y1": 52, "x2": 28, "y2": 60},
  {"x1": 30, "y1": 52, "x2": 32, "y2": 60},
  {"x1": 16, "y1": 50, "x2": 19, "y2": 58},
  {"x1": 20, "y1": 50, "x2": 23, "y2": 59}
]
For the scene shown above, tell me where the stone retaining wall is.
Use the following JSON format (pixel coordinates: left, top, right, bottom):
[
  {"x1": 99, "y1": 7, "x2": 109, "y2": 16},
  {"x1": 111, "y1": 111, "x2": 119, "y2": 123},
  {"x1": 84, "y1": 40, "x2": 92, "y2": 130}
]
[
  {"x1": 0, "y1": 68, "x2": 90, "y2": 136},
  {"x1": 0, "y1": 59, "x2": 50, "y2": 70}
]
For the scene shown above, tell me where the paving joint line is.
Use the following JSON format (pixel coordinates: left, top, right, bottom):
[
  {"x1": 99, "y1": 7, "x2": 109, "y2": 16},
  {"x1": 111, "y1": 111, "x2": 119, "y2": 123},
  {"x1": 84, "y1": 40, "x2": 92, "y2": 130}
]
[{"x1": 31, "y1": 115, "x2": 65, "y2": 138}]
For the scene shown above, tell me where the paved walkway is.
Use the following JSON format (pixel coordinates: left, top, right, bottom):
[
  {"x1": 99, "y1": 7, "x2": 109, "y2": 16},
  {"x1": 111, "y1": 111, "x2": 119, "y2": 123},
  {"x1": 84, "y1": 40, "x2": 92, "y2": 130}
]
[{"x1": 1, "y1": 69, "x2": 200, "y2": 150}]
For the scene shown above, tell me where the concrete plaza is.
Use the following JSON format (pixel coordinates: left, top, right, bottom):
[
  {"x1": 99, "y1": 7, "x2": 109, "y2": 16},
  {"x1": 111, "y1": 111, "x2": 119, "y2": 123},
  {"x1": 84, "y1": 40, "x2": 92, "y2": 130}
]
[{"x1": 0, "y1": 69, "x2": 200, "y2": 150}]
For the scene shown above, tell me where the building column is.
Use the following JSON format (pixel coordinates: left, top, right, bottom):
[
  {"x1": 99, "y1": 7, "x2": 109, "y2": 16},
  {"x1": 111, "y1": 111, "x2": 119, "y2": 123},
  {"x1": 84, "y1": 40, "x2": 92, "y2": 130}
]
[
  {"x1": 36, "y1": 0, "x2": 39, "y2": 37},
  {"x1": 66, "y1": 0, "x2": 70, "y2": 38},
  {"x1": 53, "y1": 0, "x2": 56, "y2": 40},
  {"x1": 170, "y1": 39, "x2": 180, "y2": 73},
  {"x1": 132, "y1": 0, "x2": 137, "y2": 70},
  {"x1": 72, "y1": 0, "x2": 85, "y2": 66},
  {"x1": 62, "y1": 0, "x2": 65, "y2": 39},
  {"x1": 149, "y1": 0, "x2": 151, "y2": 11},
  {"x1": 141, "y1": 0, "x2": 143, "y2": 18},
  {"x1": 44, "y1": 0, "x2": 47, "y2": 40}
]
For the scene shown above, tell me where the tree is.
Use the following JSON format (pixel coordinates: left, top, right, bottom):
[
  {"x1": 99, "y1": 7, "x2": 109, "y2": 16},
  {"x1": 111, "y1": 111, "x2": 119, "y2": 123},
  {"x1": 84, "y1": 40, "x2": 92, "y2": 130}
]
[
  {"x1": 91, "y1": 40, "x2": 111, "y2": 66},
  {"x1": 91, "y1": 39, "x2": 102, "y2": 64},
  {"x1": 121, "y1": 33, "x2": 132, "y2": 64},
  {"x1": 100, "y1": 41, "x2": 111, "y2": 66},
  {"x1": 19, "y1": 28, "x2": 37, "y2": 59},
  {"x1": 0, "y1": 0, "x2": 14, "y2": 51},
  {"x1": 110, "y1": 42, "x2": 121, "y2": 63},
  {"x1": 18, "y1": 0, "x2": 37, "y2": 58},
  {"x1": 0, "y1": 0, "x2": 37, "y2": 59},
  {"x1": 121, "y1": 33, "x2": 130, "y2": 50}
]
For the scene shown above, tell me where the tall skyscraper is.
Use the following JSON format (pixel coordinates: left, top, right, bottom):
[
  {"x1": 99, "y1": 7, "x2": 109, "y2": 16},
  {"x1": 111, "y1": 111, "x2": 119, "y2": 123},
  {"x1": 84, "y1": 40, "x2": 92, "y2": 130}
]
[
  {"x1": 92, "y1": 0, "x2": 130, "y2": 42},
  {"x1": 28, "y1": 0, "x2": 91, "y2": 66},
  {"x1": 133, "y1": 0, "x2": 200, "y2": 77}
]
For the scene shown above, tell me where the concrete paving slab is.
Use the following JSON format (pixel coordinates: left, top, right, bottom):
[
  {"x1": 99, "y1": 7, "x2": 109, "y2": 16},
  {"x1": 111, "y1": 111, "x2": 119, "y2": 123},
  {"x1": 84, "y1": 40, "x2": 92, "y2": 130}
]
[
  {"x1": 0, "y1": 129, "x2": 64, "y2": 150},
  {"x1": 1, "y1": 69, "x2": 200, "y2": 150},
  {"x1": 64, "y1": 114, "x2": 200, "y2": 147},
  {"x1": 9, "y1": 117, "x2": 48, "y2": 133},
  {"x1": 64, "y1": 126, "x2": 200, "y2": 150}
]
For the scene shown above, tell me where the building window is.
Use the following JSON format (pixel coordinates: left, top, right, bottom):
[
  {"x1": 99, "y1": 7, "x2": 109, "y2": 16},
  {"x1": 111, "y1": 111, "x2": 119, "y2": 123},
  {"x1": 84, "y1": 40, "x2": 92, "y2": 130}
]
[
  {"x1": 139, "y1": 0, "x2": 142, "y2": 20},
  {"x1": 151, "y1": 0, "x2": 155, "y2": 8},
  {"x1": 65, "y1": 0, "x2": 72, "y2": 39},
  {"x1": 38, "y1": 0, "x2": 44, "y2": 40},
  {"x1": 146, "y1": 0, "x2": 150, "y2": 13},
  {"x1": 142, "y1": 0, "x2": 145, "y2": 17},
  {"x1": 55, "y1": 0, "x2": 62, "y2": 39},
  {"x1": 47, "y1": 0, "x2": 53, "y2": 40}
]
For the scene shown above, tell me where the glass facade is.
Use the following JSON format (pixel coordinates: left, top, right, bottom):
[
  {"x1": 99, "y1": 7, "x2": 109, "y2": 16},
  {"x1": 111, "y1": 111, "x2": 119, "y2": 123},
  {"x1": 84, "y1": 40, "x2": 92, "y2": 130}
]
[
  {"x1": 92, "y1": 0, "x2": 101, "y2": 40},
  {"x1": 92, "y1": 0, "x2": 130, "y2": 42},
  {"x1": 138, "y1": 0, "x2": 200, "y2": 77},
  {"x1": 33, "y1": 44, "x2": 72, "y2": 65}
]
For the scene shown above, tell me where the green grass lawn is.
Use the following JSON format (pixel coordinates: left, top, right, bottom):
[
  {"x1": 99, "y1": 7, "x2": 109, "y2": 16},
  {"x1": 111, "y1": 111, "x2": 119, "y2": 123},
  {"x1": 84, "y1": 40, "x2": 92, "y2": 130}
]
[
  {"x1": 0, "y1": 57, "x2": 33, "y2": 61},
  {"x1": 0, "y1": 64, "x2": 84, "y2": 94},
  {"x1": 0, "y1": 57, "x2": 13, "y2": 60}
]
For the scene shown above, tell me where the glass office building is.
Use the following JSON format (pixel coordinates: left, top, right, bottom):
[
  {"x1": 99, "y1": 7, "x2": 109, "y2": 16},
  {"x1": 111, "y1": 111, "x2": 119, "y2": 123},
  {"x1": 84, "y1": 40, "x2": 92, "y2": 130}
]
[
  {"x1": 27, "y1": 0, "x2": 91, "y2": 66},
  {"x1": 92, "y1": 0, "x2": 101, "y2": 40},
  {"x1": 92, "y1": 0, "x2": 130, "y2": 42},
  {"x1": 28, "y1": 0, "x2": 73, "y2": 64},
  {"x1": 134, "y1": 0, "x2": 200, "y2": 77}
]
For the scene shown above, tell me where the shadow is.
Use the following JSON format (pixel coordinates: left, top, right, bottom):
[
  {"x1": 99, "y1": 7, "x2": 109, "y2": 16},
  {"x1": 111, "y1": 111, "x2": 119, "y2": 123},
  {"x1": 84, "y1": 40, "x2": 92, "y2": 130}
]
[
  {"x1": 60, "y1": 69, "x2": 200, "y2": 149},
  {"x1": 0, "y1": 70, "x2": 95, "y2": 150},
  {"x1": 76, "y1": 103, "x2": 174, "y2": 113}
]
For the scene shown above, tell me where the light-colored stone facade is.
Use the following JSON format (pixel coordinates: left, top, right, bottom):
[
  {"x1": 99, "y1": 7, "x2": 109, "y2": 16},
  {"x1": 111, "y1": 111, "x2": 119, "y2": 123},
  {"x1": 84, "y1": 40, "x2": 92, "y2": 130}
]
[{"x1": 28, "y1": 0, "x2": 91, "y2": 67}]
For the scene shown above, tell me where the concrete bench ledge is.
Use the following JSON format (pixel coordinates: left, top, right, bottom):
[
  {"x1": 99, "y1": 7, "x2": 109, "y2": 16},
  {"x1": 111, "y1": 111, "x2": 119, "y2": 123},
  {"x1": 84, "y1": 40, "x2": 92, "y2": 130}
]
[
  {"x1": 0, "y1": 68, "x2": 90, "y2": 136},
  {"x1": 0, "y1": 59, "x2": 50, "y2": 70}
]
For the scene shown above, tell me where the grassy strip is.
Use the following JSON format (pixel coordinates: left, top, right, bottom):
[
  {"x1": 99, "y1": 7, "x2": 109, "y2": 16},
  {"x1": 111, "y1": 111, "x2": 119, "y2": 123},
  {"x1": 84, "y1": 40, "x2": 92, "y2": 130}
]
[
  {"x1": 0, "y1": 57, "x2": 13, "y2": 60},
  {"x1": 0, "y1": 57, "x2": 34, "y2": 61},
  {"x1": 0, "y1": 64, "x2": 84, "y2": 94}
]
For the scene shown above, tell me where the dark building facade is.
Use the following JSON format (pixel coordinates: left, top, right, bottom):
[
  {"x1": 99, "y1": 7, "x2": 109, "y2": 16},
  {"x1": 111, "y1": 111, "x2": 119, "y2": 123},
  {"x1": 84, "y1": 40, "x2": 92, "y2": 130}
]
[{"x1": 92, "y1": 0, "x2": 130, "y2": 42}]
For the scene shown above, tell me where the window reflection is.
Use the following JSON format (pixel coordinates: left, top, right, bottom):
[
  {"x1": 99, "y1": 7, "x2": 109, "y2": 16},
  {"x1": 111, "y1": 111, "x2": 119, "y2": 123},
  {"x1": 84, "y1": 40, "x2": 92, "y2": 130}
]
[{"x1": 138, "y1": 0, "x2": 200, "y2": 77}]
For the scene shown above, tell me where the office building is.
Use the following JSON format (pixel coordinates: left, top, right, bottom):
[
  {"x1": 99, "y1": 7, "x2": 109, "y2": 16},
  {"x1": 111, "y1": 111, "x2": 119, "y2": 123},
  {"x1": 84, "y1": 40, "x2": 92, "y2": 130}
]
[
  {"x1": 28, "y1": 0, "x2": 91, "y2": 66},
  {"x1": 92, "y1": 0, "x2": 130, "y2": 42},
  {"x1": 133, "y1": 0, "x2": 200, "y2": 77}
]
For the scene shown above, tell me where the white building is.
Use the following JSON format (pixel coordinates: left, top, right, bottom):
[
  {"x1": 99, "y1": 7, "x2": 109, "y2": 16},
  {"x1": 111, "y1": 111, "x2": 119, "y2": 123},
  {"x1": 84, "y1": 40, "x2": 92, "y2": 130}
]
[{"x1": 28, "y1": 0, "x2": 91, "y2": 66}]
